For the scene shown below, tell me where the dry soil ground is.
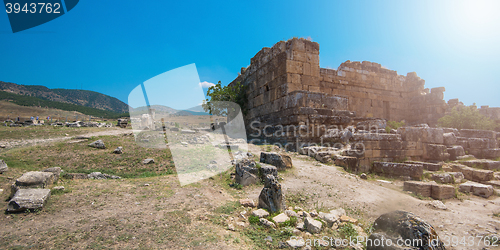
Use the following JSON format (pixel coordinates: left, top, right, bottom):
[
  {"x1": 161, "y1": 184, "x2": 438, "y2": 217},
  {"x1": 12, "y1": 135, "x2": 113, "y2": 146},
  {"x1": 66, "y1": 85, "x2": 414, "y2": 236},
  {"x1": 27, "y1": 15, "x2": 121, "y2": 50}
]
[{"x1": 1, "y1": 126, "x2": 500, "y2": 250}]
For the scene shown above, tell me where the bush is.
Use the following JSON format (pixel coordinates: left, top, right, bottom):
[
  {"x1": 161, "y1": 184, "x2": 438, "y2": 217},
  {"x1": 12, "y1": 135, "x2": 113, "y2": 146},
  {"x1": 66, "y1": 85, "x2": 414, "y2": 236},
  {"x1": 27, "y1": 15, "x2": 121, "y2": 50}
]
[
  {"x1": 385, "y1": 120, "x2": 405, "y2": 133},
  {"x1": 438, "y1": 105, "x2": 497, "y2": 130}
]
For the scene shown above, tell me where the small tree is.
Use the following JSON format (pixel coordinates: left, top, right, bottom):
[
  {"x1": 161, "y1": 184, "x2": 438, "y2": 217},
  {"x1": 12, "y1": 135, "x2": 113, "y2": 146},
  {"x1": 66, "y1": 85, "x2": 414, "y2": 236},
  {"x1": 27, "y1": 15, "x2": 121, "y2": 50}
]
[
  {"x1": 202, "y1": 81, "x2": 247, "y2": 121},
  {"x1": 438, "y1": 105, "x2": 497, "y2": 130}
]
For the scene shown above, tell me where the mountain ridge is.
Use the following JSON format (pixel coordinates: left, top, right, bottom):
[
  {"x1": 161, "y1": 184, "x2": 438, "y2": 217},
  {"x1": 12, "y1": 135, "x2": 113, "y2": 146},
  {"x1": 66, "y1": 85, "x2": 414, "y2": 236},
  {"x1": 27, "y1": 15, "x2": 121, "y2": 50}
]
[{"x1": 0, "y1": 81, "x2": 129, "y2": 113}]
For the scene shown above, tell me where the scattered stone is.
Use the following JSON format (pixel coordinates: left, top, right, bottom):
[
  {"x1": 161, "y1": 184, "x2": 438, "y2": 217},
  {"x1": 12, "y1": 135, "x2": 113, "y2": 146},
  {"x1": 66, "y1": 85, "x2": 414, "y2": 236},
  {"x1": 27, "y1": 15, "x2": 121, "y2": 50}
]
[
  {"x1": 0, "y1": 159, "x2": 8, "y2": 173},
  {"x1": 340, "y1": 215, "x2": 358, "y2": 224},
  {"x1": 206, "y1": 164, "x2": 218, "y2": 171},
  {"x1": 260, "y1": 152, "x2": 293, "y2": 170},
  {"x1": 239, "y1": 199, "x2": 255, "y2": 207},
  {"x1": 258, "y1": 175, "x2": 286, "y2": 213},
  {"x1": 235, "y1": 159, "x2": 259, "y2": 186},
  {"x1": 181, "y1": 129, "x2": 196, "y2": 134},
  {"x1": 285, "y1": 210, "x2": 298, "y2": 218},
  {"x1": 319, "y1": 212, "x2": 338, "y2": 227},
  {"x1": 304, "y1": 217, "x2": 322, "y2": 234},
  {"x1": 7, "y1": 189, "x2": 51, "y2": 212},
  {"x1": 329, "y1": 208, "x2": 346, "y2": 218},
  {"x1": 142, "y1": 158, "x2": 155, "y2": 164},
  {"x1": 367, "y1": 210, "x2": 445, "y2": 250},
  {"x1": 309, "y1": 210, "x2": 318, "y2": 217},
  {"x1": 88, "y1": 140, "x2": 106, "y2": 149},
  {"x1": 63, "y1": 173, "x2": 88, "y2": 180},
  {"x1": 273, "y1": 213, "x2": 289, "y2": 224},
  {"x1": 52, "y1": 186, "x2": 65, "y2": 191},
  {"x1": 259, "y1": 218, "x2": 276, "y2": 228},
  {"x1": 429, "y1": 200, "x2": 447, "y2": 210},
  {"x1": 113, "y1": 146, "x2": 123, "y2": 154},
  {"x1": 228, "y1": 223, "x2": 236, "y2": 231},
  {"x1": 43, "y1": 167, "x2": 62, "y2": 182},
  {"x1": 459, "y1": 181, "x2": 494, "y2": 198},
  {"x1": 264, "y1": 236, "x2": 272, "y2": 242},
  {"x1": 286, "y1": 238, "x2": 305, "y2": 248},
  {"x1": 252, "y1": 209, "x2": 269, "y2": 218},
  {"x1": 296, "y1": 222, "x2": 304, "y2": 231}
]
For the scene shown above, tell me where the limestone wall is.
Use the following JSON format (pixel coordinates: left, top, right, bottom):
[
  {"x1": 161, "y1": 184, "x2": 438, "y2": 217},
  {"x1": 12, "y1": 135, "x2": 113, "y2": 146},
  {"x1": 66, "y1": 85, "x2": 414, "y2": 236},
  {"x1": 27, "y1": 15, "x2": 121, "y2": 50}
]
[{"x1": 230, "y1": 38, "x2": 449, "y2": 130}]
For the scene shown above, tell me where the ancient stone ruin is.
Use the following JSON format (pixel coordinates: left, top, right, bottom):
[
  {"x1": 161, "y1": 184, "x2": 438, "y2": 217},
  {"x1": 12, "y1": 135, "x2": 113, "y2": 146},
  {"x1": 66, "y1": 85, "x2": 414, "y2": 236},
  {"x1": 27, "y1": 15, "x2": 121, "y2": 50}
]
[{"x1": 229, "y1": 37, "x2": 500, "y2": 200}]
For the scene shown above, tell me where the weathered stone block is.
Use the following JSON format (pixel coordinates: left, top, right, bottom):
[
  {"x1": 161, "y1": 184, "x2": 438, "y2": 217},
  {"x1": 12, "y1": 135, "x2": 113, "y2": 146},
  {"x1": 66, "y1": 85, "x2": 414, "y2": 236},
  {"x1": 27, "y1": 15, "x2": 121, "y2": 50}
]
[
  {"x1": 459, "y1": 181, "x2": 494, "y2": 198},
  {"x1": 334, "y1": 156, "x2": 361, "y2": 173},
  {"x1": 450, "y1": 164, "x2": 494, "y2": 182},
  {"x1": 447, "y1": 146, "x2": 465, "y2": 161},
  {"x1": 407, "y1": 161, "x2": 441, "y2": 171},
  {"x1": 258, "y1": 175, "x2": 286, "y2": 213},
  {"x1": 468, "y1": 138, "x2": 490, "y2": 149},
  {"x1": 460, "y1": 129, "x2": 497, "y2": 139},
  {"x1": 352, "y1": 133, "x2": 401, "y2": 141},
  {"x1": 403, "y1": 181, "x2": 432, "y2": 197},
  {"x1": 461, "y1": 159, "x2": 500, "y2": 170},
  {"x1": 431, "y1": 184, "x2": 455, "y2": 199},
  {"x1": 7, "y1": 189, "x2": 51, "y2": 212},
  {"x1": 423, "y1": 144, "x2": 449, "y2": 161},
  {"x1": 260, "y1": 152, "x2": 292, "y2": 170},
  {"x1": 398, "y1": 127, "x2": 444, "y2": 144},
  {"x1": 483, "y1": 149, "x2": 500, "y2": 159},
  {"x1": 443, "y1": 132, "x2": 457, "y2": 145},
  {"x1": 372, "y1": 162, "x2": 423, "y2": 179}
]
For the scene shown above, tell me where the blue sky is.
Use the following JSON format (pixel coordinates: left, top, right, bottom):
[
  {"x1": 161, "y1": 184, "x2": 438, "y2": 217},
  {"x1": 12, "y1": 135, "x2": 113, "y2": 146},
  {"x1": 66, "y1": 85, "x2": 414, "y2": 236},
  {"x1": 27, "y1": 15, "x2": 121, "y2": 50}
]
[{"x1": 1, "y1": 0, "x2": 499, "y2": 109}]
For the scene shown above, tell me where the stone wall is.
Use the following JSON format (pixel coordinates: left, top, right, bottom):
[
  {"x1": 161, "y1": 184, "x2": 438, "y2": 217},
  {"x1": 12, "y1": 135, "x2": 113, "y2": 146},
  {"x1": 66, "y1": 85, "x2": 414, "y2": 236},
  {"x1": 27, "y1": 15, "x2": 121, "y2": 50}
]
[{"x1": 230, "y1": 38, "x2": 449, "y2": 134}]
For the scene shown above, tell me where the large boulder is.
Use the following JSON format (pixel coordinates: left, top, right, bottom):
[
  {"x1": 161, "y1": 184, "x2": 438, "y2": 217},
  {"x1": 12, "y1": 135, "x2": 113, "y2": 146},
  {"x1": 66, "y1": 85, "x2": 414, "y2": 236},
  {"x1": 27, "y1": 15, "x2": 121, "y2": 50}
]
[
  {"x1": 0, "y1": 159, "x2": 8, "y2": 173},
  {"x1": 88, "y1": 140, "x2": 106, "y2": 149},
  {"x1": 260, "y1": 152, "x2": 292, "y2": 170},
  {"x1": 258, "y1": 175, "x2": 286, "y2": 213},
  {"x1": 367, "y1": 211, "x2": 445, "y2": 250},
  {"x1": 7, "y1": 189, "x2": 51, "y2": 212}
]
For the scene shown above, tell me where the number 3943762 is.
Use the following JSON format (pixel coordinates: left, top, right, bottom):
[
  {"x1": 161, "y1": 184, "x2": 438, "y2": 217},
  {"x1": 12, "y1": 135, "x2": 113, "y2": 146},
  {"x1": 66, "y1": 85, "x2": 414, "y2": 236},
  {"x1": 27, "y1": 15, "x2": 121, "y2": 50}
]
[{"x1": 5, "y1": 2, "x2": 61, "y2": 14}]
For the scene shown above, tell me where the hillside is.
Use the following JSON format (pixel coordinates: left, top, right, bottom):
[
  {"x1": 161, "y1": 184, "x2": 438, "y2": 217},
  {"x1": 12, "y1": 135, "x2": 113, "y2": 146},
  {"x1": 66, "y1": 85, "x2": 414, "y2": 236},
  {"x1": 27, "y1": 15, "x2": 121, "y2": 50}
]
[
  {"x1": 0, "y1": 91, "x2": 128, "y2": 119},
  {"x1": 0, "y1": 81, "x2": 129, "y2": 113}
]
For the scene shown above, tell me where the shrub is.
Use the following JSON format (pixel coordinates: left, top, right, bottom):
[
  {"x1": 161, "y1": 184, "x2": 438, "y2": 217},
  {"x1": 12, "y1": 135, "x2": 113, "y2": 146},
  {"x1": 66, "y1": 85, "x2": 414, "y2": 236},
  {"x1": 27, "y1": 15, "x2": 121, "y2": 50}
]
[{"x1": 438, "y1": 105, "x2": 497, "y2": 130}]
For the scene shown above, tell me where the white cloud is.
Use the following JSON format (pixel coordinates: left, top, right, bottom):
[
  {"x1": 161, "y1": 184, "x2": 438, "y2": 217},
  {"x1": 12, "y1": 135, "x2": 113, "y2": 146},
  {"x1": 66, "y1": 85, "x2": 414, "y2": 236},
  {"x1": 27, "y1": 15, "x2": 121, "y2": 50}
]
[{"x1": 199, "y1": 81, "x2": 216, "y2": 88}]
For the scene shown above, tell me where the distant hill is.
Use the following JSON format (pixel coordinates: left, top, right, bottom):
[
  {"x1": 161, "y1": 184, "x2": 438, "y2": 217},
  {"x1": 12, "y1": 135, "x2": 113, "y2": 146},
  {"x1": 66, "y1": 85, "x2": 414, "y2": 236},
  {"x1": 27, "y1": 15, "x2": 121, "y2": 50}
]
[
  {"x1": 0, "y1": 91, "x2": 127, "y2": 119},
  {"x1": 130, "y1": 105, "x2": 210, "y2": 116},
  {"x1": 0, "y1": 81, "x2": 129, "y2": 113}
]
